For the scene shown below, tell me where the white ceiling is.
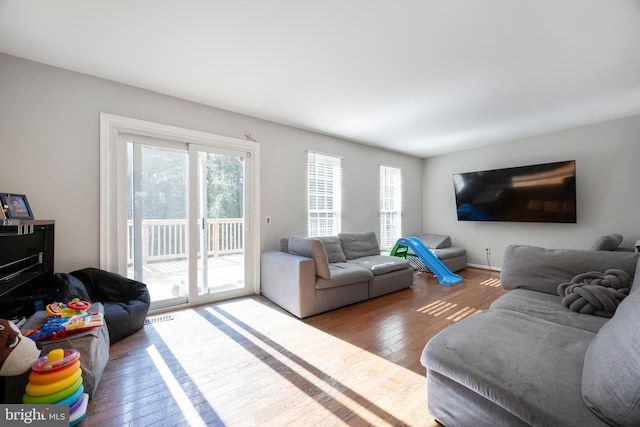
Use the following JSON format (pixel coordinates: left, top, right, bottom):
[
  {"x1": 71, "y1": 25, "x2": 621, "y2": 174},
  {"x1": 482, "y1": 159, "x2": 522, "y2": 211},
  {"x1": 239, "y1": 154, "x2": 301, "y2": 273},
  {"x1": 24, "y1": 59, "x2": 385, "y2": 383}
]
[{"x1": 2, "y1": 1, "x2": 640, "y2": 158}]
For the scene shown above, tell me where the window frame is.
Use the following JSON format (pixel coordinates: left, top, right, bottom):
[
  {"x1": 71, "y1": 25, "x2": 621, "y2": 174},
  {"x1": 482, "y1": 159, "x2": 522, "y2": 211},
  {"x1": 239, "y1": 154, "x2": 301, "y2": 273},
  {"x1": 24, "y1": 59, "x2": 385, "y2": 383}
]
[
  {"x1": 307, "y1": 151, "x2": 343, "y2": 237},
  {"x1": 379, "y1": 164, "x2": 403, "y2": 250}
]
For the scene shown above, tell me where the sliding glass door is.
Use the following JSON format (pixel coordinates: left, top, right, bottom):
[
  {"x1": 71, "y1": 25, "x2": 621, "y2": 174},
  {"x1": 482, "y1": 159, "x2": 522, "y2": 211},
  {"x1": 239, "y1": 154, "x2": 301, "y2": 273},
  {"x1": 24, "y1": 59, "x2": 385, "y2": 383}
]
[{"x1": 101, "y1": 114, "x2": 260, "y2": 312}]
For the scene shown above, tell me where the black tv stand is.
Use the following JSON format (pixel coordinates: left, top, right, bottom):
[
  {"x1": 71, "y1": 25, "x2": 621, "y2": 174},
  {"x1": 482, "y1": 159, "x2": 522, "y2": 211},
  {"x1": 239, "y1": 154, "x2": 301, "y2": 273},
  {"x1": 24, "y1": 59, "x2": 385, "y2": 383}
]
[{"x1": 0, "y1": 220, "x2": 55, "y2": 320}]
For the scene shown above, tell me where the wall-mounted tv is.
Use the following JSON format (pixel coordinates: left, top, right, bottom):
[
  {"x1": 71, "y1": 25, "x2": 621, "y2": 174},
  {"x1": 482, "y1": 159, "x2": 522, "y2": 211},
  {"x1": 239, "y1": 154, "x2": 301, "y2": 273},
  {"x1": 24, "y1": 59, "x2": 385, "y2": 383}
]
[{"x1": 453, "y1": 160, "x2": 577, "y2": 223}]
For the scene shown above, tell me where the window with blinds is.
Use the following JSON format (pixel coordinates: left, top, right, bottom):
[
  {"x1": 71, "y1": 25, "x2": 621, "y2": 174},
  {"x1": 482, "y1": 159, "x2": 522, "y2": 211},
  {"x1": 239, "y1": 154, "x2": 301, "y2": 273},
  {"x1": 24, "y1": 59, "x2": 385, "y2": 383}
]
[
  {"x1": 307, "y1": 152, "x2": 342, "y2": 237},
  {"x1": 380, "y1": 165, "x2": 403, "y2": 250}
]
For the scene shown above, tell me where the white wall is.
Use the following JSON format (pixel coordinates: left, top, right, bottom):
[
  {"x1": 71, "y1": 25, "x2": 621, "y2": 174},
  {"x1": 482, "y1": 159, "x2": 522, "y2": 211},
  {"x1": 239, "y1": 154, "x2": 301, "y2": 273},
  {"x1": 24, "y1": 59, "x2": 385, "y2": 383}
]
[
  {"x1": 0, "y1": 54, "x2": 423, "y2": 273},
  {"x1": 423, "y1": 115, "x2": 640, "y2": 268}
]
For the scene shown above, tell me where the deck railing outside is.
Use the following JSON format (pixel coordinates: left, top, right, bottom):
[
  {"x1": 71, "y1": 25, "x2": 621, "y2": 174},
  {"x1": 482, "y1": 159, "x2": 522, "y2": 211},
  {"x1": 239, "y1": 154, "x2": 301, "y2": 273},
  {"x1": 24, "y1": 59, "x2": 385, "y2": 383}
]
[{"x1": 127, "y1": 218, "x2": 243, "y2": 265}]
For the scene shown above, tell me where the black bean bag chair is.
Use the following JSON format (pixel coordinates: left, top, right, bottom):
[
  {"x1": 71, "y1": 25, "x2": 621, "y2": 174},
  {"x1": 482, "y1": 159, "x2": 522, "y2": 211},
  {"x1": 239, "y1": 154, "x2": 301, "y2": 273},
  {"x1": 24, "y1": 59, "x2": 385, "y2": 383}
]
[{"x1": 53, "y1": 268, "x2": 150, "y2": 344}]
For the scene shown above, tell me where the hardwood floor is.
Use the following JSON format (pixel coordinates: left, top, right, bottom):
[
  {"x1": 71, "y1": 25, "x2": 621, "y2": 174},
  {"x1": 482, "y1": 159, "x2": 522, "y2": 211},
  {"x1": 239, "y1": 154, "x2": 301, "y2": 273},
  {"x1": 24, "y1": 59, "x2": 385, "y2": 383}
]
[{"x1": 83, "y1": 268, "x2": 507, "y2": 426}]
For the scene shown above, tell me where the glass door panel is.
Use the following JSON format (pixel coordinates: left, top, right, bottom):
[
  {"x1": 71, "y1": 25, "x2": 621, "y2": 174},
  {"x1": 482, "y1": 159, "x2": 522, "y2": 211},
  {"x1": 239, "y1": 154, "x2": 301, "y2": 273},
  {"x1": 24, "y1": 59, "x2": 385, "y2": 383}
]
[
  {"x1": 127, "y1": 142, "x2": 189, "y2": 309},
  {"x1": 195, "y1": 149, "x2": 245, "y2": 297}
]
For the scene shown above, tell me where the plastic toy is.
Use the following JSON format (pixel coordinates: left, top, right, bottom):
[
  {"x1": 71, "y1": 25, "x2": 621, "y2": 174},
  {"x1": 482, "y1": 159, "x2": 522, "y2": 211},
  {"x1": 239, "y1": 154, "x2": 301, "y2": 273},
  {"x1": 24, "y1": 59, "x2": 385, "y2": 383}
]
[
  {"x1": 23, "y1": 376, "x2": 83, "y2": 404},
  {"x1": 69, "y1": 392, "x2": 89, "y2": 426},
  {"x1": 0, "y1": 319, "x2": 41, "y2": 376},
  {"x1": 55, "y1": 383, "x2": 84, "y2": 405},
  {"x1": 70, "y1": 392, "x2": 88, "y2": 426},
  {"x1": 391, "y1": 237, "x2": 464, "y2": 286},
  {"x1": 23, "y1": 348, "x2": 89, "y2": 425},
  {"x1": 23, "y1": 311, "x2": 104, "y2": 341},
  {"x1": 46, "y1": 299, "x2": 92, "y2": 318},
  {"x1": 25, "y1": 367, "x2": 82, "y2": 396},
  {"x1": 29, "y1": 359, "x2": 81, "y2": 384},
  {"x1": 31, "y1": 348, "x2": 79, "y2": 372}
]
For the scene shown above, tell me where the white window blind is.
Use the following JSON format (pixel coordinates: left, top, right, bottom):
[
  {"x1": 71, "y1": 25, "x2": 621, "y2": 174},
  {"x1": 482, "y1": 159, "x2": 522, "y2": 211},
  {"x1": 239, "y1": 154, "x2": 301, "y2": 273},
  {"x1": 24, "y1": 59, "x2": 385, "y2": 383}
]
[
  {"x1": 307, "y1": 152, "x2": 342, "y2": 237},
  {"x1": 380, "y1": 165, "x2": 403, "y2": 250}
]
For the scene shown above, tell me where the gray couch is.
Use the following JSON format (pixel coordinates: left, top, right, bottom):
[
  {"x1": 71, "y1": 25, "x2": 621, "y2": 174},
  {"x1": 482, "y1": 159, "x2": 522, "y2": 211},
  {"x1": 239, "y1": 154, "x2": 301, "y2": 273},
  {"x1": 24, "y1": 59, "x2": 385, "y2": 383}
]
[
  {"x1": 421, "y1": 244, "x2": 640, "y2": 426},
  {"x1": 416, "y1": 234, "x2": 467, "y2": 272},
  {"x1": 261, "y1": 231, "x2": 413, "y2": 318}
]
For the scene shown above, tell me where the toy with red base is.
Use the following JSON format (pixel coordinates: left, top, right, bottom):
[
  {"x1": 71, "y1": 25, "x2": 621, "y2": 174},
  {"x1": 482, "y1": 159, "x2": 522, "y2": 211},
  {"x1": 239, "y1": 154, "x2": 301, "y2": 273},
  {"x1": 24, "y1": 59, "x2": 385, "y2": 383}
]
[
  {"x1": 46, "y1": 299, "x2": 92, "y2": 318},
  {"x1": 23, "y1": 312, "x2": 104, "y2": 341}
]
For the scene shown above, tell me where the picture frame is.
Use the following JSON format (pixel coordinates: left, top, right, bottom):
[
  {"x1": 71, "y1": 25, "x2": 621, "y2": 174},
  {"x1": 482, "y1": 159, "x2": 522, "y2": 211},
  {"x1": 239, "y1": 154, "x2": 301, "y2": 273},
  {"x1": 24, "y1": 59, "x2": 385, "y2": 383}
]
[{"x1": 0, "y1": 193, "x2": 34, "y2": 220}]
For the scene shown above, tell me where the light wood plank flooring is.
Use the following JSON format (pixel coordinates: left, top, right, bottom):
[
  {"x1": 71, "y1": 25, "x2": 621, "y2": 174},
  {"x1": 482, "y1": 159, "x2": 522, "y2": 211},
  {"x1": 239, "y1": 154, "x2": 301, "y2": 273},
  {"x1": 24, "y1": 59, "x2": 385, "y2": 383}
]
[{"x1": 84, "y1": 267, "x2": 507, "y2": 426}]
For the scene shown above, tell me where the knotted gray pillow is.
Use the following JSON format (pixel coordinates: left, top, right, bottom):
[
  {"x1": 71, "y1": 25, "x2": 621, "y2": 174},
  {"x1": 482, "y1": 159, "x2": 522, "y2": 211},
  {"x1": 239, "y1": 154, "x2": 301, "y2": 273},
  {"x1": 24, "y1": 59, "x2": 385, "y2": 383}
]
[{"x1": 558, "y1": 269, "x2": 631, "y2": 317}]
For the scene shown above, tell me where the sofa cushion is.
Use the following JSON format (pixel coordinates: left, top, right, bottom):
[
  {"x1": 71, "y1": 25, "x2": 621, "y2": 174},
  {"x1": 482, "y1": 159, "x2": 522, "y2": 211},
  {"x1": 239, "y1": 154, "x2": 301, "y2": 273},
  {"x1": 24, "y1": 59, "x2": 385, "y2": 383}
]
[
  {"x1": 501, "y1": 245, "x2": 639, "y2": 295},
  {"x1": 581, "y1": 290, "x2": 640, "y2": 426},
  {"x1": 338, "y1": 231, "x2": 380, "y2": 260},
  {"x1": 288, "y1": 236, "x2": 331, "y2": 280},
  {"x1": 422, "y1": 309, "x2": 603, "y2": 426},
  {"x1": 315, "y1": 262, "x2": 373, "y2": 290},
  {"x1": 347, "y1": 255, "x2": 410, "y2": 276},
  {"x1": 631, "y1": 257, "x2": 640, "y2": 294},
  {"x1": 318, "y1": 235, "x2": 347, "y2": 263},
  {"x1": 490, "y1": 289, "x2": 609, "y2": 333},
  {"x1": 419, "y1": 234, "x2": 452, "y2": 249},
  {"x1": 431, "y1": 246, "x2": 466, "y2": 260},
  {"x1": 590, "y1": 233, "x2": 623, "y2": 251}
]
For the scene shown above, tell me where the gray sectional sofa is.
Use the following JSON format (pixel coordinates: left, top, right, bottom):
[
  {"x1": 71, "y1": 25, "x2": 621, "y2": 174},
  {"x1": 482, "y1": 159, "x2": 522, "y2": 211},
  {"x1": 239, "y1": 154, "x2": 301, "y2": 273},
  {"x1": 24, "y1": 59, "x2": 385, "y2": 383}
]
[
  {"x1": 415, "y1": 234, "x2": 467, "y2": 272},
  {"x1": 421, "y1": 244, "x2": 640, "y2": 427},
  {"x1": 261, "y1": 231, "x2": 413, "y2": 318}
]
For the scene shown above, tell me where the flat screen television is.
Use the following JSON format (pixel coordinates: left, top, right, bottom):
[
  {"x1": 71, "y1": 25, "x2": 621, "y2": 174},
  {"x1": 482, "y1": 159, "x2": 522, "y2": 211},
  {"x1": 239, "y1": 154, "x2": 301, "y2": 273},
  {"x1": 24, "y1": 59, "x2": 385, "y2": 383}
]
[{"x1": 453, "y1": 160, "x2": 577, "y2": 223}]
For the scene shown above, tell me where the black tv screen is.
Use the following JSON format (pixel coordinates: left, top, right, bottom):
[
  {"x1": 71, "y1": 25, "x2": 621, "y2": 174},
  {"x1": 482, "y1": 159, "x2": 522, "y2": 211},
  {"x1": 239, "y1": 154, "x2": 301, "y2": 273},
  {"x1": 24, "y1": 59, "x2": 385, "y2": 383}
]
[{"x1": 453, "y1": 160, "x2": 577, "y2": 223}]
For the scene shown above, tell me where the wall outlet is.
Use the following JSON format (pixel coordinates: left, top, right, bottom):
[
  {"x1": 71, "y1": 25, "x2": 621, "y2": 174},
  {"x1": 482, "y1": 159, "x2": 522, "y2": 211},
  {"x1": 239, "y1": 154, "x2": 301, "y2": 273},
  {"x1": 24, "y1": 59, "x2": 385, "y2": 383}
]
[
  {"x1": 485, "y1": 247, "x2": 491, "y2": 255},
  {"x1": 265, "y1": 216, "x2": 272, "y2": 225}
]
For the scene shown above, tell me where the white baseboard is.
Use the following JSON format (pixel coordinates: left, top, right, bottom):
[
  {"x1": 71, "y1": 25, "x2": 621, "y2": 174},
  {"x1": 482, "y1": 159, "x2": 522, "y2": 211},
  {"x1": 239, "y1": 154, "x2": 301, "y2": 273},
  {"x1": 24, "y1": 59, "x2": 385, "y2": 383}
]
[{"x1": 466, "y1": 263, "x2": 502, "y2": 272}]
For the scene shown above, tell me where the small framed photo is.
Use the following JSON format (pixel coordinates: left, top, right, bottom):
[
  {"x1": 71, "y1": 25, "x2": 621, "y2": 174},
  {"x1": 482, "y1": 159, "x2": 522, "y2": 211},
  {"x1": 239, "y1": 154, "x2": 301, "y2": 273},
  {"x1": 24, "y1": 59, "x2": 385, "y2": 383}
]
[{"x1": 0, "y1": 193, "x2": 34, "y2": 220}]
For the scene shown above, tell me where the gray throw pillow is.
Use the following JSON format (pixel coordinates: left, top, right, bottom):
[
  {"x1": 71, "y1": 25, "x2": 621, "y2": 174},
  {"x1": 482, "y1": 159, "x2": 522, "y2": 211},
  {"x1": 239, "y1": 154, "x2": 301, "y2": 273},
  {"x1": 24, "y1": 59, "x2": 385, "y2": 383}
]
[
  {"x1": 280, "y1": 238, "x2": 289, "y2": 253},
  {"x1": 581, "y1": 289, "x2": 640, "y2": 426},
  {"x1": 288, "y1": 236, "x2": 331, "y2": 279},
  {"x1": 317, "y1": 236, "x2": 347, "y2": 263},
  {"x1": 590, "y1": 233, "x2": 623, "y2": 251},
  {"x1": 338, "y1": 231, "x2": 380, "y2": 260}
]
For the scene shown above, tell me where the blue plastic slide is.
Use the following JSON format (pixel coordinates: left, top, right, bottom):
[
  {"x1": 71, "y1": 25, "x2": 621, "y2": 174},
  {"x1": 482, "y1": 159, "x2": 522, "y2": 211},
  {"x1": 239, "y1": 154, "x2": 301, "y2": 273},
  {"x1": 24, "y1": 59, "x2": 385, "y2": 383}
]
[{"x1": 391, "y1": 237, "x2": 464, "y2": 286}]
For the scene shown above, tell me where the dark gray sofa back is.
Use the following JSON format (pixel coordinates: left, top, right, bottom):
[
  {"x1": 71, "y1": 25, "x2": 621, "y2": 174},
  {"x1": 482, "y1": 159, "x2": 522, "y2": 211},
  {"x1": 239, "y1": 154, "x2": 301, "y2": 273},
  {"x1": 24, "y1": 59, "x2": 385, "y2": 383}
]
[{"x1": 501, "y1": 245, "x2": 640, "y2": 295}]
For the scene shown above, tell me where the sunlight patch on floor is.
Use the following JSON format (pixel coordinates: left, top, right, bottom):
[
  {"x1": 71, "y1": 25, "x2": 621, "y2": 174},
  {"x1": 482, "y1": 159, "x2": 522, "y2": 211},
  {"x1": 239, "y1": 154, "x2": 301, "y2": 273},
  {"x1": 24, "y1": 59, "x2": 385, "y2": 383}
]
[
  {"x1": 146, "y1": 344, "x2": 207, "y2": 427},
  {"x1": 417, "y1": 300, "x2": 458, "y2": 316},
  {"x1": 447, "y1": 306, "x2": 481, "y2": 322},
  {"x1": 481, "y1": 277, "x2": 501, "y2": 287},
  {"x1": 144, "y1": 298, "x2": 428, "y2": 426}
]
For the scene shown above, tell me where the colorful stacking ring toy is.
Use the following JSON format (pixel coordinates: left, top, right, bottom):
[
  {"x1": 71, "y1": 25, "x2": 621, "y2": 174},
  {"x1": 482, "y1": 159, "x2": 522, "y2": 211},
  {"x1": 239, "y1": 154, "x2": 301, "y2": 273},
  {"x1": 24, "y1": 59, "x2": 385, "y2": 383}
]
[
  {"x1": 31, "y1": 348, "x2": 80, "y2": 372},
  {"x1": 28, "y1": 359, "x2": 81, "y2": 384},
  {"x1": 23, "y1": 348, "x2": 89, "y2": 424},
  {"x1": 25, "y1": 367, "x2": 82, "y2": 396},
  {"x1": 69, "y1": 393, "x2": 89, "y2": 427},
  {"x1": 55, "y1": 384, "x2": 84, "y2": 405},
  {"x1": 23, "y1": 377, "x2": 83, "y2": 404}
]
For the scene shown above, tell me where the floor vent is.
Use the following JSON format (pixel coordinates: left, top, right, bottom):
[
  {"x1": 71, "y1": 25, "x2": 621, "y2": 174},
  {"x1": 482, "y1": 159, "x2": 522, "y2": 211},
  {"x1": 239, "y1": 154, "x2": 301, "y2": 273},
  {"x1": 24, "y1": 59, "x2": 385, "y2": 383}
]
[{"x1": 144, "y1": 314, "x2": 174, "y2": 325}]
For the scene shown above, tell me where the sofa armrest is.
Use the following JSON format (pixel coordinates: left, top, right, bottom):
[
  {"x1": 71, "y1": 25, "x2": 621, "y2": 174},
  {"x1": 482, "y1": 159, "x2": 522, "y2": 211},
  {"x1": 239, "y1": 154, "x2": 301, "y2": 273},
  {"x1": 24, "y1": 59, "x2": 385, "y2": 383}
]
[
  {"x1": 501, "y1": 245, "x2": 640, "y2": 295},
  {"x1": 260, "y1": 251, "x2": 317, "y2": 317}
]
